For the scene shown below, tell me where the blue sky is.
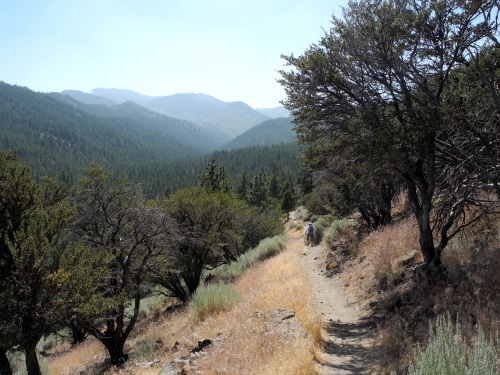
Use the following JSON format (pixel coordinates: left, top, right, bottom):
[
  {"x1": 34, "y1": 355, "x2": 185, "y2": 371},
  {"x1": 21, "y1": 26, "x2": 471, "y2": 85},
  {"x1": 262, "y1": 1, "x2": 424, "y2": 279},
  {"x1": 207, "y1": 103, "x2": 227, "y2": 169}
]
[{"x1": 0, "y1": 0, "x2": 347, "y2": 108}]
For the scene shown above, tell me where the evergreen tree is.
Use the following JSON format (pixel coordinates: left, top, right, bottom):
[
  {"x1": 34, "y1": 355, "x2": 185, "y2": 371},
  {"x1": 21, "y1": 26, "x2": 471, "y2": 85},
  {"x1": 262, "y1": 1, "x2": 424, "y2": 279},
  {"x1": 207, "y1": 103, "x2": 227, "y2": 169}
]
[
  {"x1": 0, "y1": 152, "x2": 107, "y2": 375},
  {"x1": 198, "y1": 159, "x2": 232, "y2": 194},
  {"x1": 236, "y1": 170, "x2": 250, "y2": 202},
  {"x1": 268, "y1": 164, "x2": 283, "y2": 200},
  {"x1": 281, "y1": 180, "x2": 297, "y2": 221},
  {"x1": 297, "y1": 163, "x2": 314, "y2": 195},
  {"x1": 73, "y1": 165, "x2": 178, "y2": 365},
  {"x1": 248, "y1": 172, "x2": 268, "y2": 208}
]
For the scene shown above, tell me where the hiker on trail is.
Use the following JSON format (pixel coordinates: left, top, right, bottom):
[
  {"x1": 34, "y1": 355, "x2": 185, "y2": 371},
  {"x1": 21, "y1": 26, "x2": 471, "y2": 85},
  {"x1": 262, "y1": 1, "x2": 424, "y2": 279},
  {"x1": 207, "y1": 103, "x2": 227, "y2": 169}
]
[{"x1": 305, "y1": 222, "x2": 314, "y2": 246}]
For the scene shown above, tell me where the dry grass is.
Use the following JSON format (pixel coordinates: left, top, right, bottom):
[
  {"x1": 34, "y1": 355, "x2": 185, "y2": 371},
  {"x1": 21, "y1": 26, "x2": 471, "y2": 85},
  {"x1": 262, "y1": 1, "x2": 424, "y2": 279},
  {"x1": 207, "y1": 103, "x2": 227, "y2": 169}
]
[
  {"x1": 48, "y1": 337, "x2": 108, "y2": 375},
  {"x1": 342, "y1": 216, "x2": 421, "y2": 304},
  {"x1": 192, "y1": 241, "x2": 322, "y2": 374},
  {"x1": 46, "y1": 224, "x2": 320, "y2": 375},
  {"x1": 343, "y1": 208, "x2": 500, "y2": 373},
  {"x1": 361, "y1": 218, "x2": 421, "y2": 284}
]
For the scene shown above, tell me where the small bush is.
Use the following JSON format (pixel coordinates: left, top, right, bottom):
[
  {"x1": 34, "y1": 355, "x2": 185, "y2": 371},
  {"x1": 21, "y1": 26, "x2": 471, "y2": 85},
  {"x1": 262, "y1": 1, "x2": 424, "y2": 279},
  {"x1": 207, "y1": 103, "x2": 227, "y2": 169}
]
[
  {"x1": 134, "y1": 337, "x2": 162, "y2": 360},
  {"x1": 392, "y1": 314, "x2": 500, "y2": 375},
  {"x1": 215, "y1": 235, "x2": 287, "y2": 282},
  {"x1": 324, "y1": 219, "x2": 353, "y2": 247},
  {"x1": 191, "y1": 283, "x2": 241, "y2": 321},
  {"x1": 13, "y1": 354, "x2": 49, "y2": 375}
]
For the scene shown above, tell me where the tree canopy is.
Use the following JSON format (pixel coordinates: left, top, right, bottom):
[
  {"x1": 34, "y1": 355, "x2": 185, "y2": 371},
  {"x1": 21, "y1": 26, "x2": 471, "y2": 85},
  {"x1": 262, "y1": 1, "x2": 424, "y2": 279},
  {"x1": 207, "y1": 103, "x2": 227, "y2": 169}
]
[
  {"x1": 0, "y1": 152, "x2": 107, "y2": 375},
  {"x1": 279, "y1": 0, "x2": 500, "y2": 269},
  {"x1": 72, "y1": 165, "x2": 179, "y2": 365}
]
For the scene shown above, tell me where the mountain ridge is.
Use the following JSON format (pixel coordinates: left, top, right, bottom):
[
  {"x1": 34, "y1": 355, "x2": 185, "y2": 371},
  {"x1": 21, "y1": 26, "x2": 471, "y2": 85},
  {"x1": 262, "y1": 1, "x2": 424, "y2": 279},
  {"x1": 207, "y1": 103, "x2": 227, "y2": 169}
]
[
  {"x1": 64, "y1": 88, "x2": 283, "y2": 139},
  {"x1": 223, "y1": 117, "x2": 296, "y2": 150}
]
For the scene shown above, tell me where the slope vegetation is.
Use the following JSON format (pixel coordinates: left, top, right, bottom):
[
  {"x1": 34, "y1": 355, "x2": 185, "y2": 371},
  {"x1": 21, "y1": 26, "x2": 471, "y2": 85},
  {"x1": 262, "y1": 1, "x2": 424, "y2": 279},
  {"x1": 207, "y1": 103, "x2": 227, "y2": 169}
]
[
  {"x1": 222, "y1": 117, "x2": 296, "y2": 149},
  {"x1": 0, "y1": 82, "x2": 203, "y2": 185}
]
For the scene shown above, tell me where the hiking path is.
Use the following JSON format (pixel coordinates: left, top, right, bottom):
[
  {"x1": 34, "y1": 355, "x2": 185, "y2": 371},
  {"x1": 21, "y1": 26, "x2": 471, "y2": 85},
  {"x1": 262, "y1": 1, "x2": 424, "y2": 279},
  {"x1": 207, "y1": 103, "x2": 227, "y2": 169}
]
[{"x1": 288, "y1": 211, "x2": 378, "y2": 375}]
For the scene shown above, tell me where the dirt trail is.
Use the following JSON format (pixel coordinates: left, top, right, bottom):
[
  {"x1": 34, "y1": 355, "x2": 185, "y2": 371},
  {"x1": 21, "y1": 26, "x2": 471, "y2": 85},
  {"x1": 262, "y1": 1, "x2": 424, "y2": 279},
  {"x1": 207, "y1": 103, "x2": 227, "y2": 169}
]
[{"x1": 288, "y1": 212, "x2": 377, "y2": 375}]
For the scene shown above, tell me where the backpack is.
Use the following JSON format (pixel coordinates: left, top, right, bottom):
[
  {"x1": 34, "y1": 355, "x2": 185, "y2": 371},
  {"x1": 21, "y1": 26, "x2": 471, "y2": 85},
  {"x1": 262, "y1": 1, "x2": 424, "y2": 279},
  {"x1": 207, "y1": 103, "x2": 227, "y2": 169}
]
[{"x1": 307, "y1": 224, "x2": 314, "y2": 234}]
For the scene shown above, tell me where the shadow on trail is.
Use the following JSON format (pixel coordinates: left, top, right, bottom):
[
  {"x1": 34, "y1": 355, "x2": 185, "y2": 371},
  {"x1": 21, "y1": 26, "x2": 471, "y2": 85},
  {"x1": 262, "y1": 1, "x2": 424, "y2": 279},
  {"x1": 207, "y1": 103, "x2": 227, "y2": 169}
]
[{"x1": 317, "y1": 318, "x2": 385, "y2": 374}]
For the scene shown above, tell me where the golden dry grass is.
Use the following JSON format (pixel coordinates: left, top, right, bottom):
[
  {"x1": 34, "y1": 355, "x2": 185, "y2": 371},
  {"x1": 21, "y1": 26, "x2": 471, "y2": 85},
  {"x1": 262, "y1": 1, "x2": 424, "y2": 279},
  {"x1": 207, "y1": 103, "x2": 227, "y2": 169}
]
[
  {"x1": 48, "y1": 337, "x2": 108, "y2": 375},
  {"x1": 192, "y1": 235, "x2": 321, "y2": 374},
  {"x1": 46, "y1": 224, "x2": 321, "y2": 375},
  {"x1": 367, "y1": 219, "x2": 421, "y2": 280}
]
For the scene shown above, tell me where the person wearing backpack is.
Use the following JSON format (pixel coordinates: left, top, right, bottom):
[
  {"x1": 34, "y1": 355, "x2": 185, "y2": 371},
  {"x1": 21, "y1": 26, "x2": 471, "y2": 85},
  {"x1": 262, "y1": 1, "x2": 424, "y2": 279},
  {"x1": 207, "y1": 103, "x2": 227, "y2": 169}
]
[{"x1": 305, "y1": 222, "x2": 314, "y2": 246}]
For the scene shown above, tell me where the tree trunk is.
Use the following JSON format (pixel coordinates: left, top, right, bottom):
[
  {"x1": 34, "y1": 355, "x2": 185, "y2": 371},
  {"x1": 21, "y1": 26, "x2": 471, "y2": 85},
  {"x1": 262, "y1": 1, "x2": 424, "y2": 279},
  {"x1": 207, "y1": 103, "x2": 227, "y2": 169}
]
[
  {"x1": 24, "y1": 340, "x2": 41, "y2": 375},
  {"x1": 101, "y1": 337, "x2": 128, "y2": 366},
  {"x1": 69, "y1": 320, "x2": 87, "y2": 345},
  {"x1": 405, "y1": 171, "x2": 440, "y2": 269},
  {"x1": 0, "y1": 348, "x2": 12, "y2": 375}
]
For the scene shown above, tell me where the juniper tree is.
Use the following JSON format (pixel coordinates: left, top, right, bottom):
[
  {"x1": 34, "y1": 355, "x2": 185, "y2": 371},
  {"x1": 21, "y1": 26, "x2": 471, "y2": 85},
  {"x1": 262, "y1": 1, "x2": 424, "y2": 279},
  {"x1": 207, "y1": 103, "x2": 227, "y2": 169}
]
[
  {"x1": 0, "y1": 152, "x2": 107, "y2": 375},
  {"x1": 279, "y1": 0, "x2": 500, "y2": 269},
  {"x1": 73, "y1": 165, "x2": 178, "y2": 365}
]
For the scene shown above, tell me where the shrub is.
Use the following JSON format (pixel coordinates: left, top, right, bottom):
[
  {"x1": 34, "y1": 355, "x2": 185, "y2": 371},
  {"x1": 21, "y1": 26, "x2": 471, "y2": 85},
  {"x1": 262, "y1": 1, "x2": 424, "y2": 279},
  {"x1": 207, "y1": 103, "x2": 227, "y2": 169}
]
[
  {"x1": 303, "y1": 190, "x2": 330, "y2": 216},
  {"x1": 134, "y1": 337, "x2": 161, "y2": 360},
  {"x1": 309, "y1": 215, "x2": 334, "y2": 245},
  {"x1": 392, "y1": 314, "x2": 500, "y2": 375},
  {"x1": 12, "y1": 354, "x2": 49, "y2": 375},
  {"x1": 190, "y1": 283, "x2": 241, "y2": 321},
  {"x1": 214, "y1": 235, "x2": 287, "y2": 282},
  {"x1": 324, "y1": 219, "x2": 353, "y2": 247}
]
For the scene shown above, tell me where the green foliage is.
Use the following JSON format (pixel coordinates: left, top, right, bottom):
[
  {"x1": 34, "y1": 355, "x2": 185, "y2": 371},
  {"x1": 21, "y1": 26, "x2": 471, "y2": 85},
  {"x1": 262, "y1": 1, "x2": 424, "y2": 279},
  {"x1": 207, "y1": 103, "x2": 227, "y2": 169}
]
[
  {"x1": 392, "y1": 315, "x2": 500, "y2": 375},
  {"x1": 0, "y1": 152, "x2": 108, "y2": 375},
  {"x1": 281, "y1": 180, "x2": 297, "y2": 218},
  {"x1": 324, "y1": 219, "x2": 353, "y2": 248},
  {"x1": 73, "y1": 164, "x2": 178, "y2": 365},
  {"x1": 154, "y1": 186, "x2": 283, "y2": 302},
  {"x1": 238, "y1": 206, "x2": 283, "y2": 251},
  {"x1": 198, "y1": 159, "x2": 231, "y2": 193},
  {"x1": 297, "y1": 163, "x2": 313, "y2": 195},
  {"x1": 303, "y1": 190, "x2": 330, "y2": 216},
  {"x1": 190, "y1": 283, "x2": 241, "y2": 321},
  {"x1": 279, "y1": 0, "x2": 500, "y2": 268},
  {"x1": 214, "y1": 235, "x2": 288, "y2": 282}
]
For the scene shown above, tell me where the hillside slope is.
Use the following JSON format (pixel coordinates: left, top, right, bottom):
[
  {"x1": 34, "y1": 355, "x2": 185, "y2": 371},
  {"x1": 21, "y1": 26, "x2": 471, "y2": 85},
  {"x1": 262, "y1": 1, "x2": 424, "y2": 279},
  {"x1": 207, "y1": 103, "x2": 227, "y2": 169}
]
[
  {"x1": 0, "y1": 82, "x2": 204, "y2": 185},
  {"x1": 54, "y1": 92, "x2": 225, "y2": 151},
  {"x1": 222, "y1": 117, "x2": 296, "y2": 149},
  {"x1": 85, "y1": 89, "x2": 270, "y2": 139}
]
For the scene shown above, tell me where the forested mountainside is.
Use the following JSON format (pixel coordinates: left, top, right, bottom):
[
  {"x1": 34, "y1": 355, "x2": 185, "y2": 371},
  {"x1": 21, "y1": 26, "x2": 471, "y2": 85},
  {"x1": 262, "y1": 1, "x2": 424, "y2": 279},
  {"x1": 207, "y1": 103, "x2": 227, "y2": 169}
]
[
  {"x1": 0, "y1": 82, "x2": 204, "y2": 185},
  {"x1": 59, "y1": 90, "x2": 117, "y2": 106},
  {"x1": 223, "y1": 117, "x2": 296, "y2": 149},
  {"x1": 0, "y1": 82, "x2": 303, "y2": 196},
  {"x1": 53, "y1": 93, "x2": 225, "y2": 150},
  {"x1": 134, "y1": 142, "x2": 304, "y2": 196},
  {"x1": 80, "y1": 89, "x2": 271, "y2": 139}
]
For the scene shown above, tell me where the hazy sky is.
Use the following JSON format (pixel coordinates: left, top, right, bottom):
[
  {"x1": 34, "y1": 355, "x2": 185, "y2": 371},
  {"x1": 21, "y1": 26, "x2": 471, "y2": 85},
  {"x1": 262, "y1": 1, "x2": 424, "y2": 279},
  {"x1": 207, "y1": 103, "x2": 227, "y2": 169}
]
[{"x1": 0, "y1": 0, "x2": 348, "y2": 108}]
